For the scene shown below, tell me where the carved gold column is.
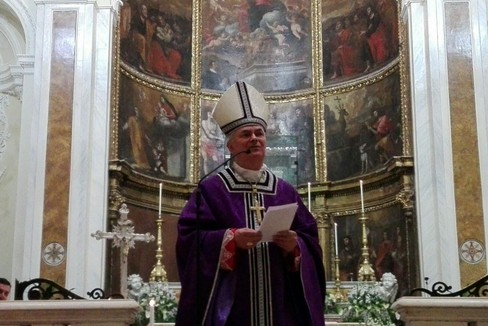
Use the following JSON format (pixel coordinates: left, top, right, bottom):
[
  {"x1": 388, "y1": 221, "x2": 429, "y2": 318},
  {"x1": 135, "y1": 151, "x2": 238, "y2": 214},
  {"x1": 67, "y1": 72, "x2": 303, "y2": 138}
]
[
  {"x1": 397, "y1": 173, "x2": 415, "y2": 291},
  {"x1": 315, "y1": 211, "x2": 330, "y2": 277},
  {"x1": 108, "y1": 170, "x2": 125, "y2": 221}
]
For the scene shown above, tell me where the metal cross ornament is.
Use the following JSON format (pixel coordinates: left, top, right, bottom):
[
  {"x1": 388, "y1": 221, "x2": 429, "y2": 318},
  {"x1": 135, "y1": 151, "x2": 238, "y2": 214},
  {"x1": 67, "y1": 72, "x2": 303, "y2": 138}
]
[
  {"x1": 91, "y1": 203, "x2": 155, "y2": 298},
  {"x1": 250, "y1": 185, "x2": 265, "y2": 225}
]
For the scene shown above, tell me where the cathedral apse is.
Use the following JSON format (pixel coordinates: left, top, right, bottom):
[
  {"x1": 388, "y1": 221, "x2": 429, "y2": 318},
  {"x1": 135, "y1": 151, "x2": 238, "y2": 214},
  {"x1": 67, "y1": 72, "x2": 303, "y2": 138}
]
[{"x1": 111, "y1": 0, "x2": 419, "y2": 296}]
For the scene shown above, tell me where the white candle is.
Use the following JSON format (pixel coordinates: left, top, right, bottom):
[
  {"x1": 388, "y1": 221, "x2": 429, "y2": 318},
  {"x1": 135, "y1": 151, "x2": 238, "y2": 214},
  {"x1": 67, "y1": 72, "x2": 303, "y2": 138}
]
[
  {"x1": 158, "y1": 183, "x2": 162, "y2": 216},
  {"x1": 149, "y1": 298, "x2": 155, "y2": 325},
  {"x1": 307, "y1": 182, "x2": 311, "y2": 210},
  {"x1": 360, "y1": 180, "x2": 364, "y2": 213},
  {"x1": 334, "y1": 222, "x2": 339, "y2": 256}
]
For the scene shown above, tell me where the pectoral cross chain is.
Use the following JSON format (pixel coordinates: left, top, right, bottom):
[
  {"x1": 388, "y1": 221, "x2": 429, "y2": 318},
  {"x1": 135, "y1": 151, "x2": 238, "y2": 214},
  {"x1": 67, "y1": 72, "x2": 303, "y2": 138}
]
[{"x1": 250, "y1": 184, "x2": 265, "y2": 225}]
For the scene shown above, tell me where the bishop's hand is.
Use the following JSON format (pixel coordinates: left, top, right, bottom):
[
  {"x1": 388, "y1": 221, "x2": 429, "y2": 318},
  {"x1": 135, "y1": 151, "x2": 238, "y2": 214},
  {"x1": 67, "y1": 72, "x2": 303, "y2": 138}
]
[
  {"x1": 273, "y1": 230, "x2": 298, "y2": 254},
  {"x1": 235, "y1": 228, "x2": 262, "y2": 250}
]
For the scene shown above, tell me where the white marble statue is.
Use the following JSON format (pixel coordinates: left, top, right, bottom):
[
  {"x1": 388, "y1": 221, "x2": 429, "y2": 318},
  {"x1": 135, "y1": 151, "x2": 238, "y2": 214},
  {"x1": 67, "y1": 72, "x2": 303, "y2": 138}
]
[
  {"x1": 127, "y1": 274, "x2": 148, "y2": 301},
  {"x1": 378, "y1": 272, "x2": 399, "y2": 303}
]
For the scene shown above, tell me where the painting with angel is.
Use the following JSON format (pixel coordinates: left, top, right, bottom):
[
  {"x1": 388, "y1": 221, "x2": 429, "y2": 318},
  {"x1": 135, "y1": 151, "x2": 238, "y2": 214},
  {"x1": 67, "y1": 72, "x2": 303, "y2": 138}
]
[{"x1": 201, "y1": 0, "x2": 312, "y2": 92}]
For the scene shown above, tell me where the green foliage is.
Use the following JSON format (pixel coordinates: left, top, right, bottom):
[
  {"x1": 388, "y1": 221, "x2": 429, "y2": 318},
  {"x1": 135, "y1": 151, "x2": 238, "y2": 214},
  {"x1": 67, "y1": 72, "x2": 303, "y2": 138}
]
[{"x1": 325, "y1": 291, "x2": 343, "y2": 315}]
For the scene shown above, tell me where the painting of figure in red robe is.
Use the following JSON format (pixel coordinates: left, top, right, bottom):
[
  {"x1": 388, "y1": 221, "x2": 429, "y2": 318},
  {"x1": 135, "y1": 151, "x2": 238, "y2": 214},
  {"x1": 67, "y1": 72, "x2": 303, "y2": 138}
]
[
  {"x1": 119, "y1": 0, "x2": 192, "y2": 85},
  {"x1": 322, "y1": 0, "x2": 399, "y2": 84},
  {"x1": 325, "y1": 71, "x2": 403, "y2": 181}
]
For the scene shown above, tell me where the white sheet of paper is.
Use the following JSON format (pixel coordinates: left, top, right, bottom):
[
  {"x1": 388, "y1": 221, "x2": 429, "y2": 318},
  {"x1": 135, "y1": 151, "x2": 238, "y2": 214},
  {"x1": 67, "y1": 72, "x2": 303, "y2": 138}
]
[{"x1": 259, "y1": 202, "x2": 298, "y2": 242}]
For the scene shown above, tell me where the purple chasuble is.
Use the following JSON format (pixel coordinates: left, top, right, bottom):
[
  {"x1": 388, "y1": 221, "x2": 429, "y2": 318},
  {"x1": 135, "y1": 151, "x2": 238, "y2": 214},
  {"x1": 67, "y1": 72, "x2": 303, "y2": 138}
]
[{"x1": 176, "y1": 167, "x2": 325, "y2": 325}]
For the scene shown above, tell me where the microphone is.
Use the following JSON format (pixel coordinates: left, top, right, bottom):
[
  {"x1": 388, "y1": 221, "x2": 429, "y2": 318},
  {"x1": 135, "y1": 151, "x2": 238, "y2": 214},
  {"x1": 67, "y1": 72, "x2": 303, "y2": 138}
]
[
  {"x1": 198, "y1": 149, "x2": 251, "y2": 185},
  {"x1": 194, "y1": 148, "x2": 250, "y2": 324}
]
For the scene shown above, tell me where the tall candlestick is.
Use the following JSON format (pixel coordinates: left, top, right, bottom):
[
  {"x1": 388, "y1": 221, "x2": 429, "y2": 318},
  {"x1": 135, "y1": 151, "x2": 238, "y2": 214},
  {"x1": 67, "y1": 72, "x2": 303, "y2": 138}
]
[
  {"x1": 149, "y1": 298, "x2": 155, "y2": 325},
  {"x1": 158, "y1": 183, "x2": 162, "y2": 216},
  {"x1": 307, "y1": 182, "x2": 311, "y2": 210},
  {"x1": 360, "y1": 180, "x2": 364, "y2": 213},
  {"x1": 334, "y1": 222, "x2": 339, "y2": 256}
]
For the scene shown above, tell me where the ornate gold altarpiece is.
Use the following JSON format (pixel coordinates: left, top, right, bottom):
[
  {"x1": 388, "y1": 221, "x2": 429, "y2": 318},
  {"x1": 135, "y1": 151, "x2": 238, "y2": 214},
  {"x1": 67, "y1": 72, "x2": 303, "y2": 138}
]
[{"x1": 106, "y1": 0, "x2": 418, "y2": 298}]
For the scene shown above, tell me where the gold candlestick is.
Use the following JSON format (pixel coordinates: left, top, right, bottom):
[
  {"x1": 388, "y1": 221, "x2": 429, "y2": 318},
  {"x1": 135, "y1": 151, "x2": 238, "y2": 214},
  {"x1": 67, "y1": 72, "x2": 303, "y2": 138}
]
[
  {"x1": 357, "y1": 212, "x2": 376, "y2": 281},
  {"x1": 333, "y1": 256, "x2": 344, "y2": 302},
  {"x1": 150, "y1": 214, "x2": 167, "y2": 282}
]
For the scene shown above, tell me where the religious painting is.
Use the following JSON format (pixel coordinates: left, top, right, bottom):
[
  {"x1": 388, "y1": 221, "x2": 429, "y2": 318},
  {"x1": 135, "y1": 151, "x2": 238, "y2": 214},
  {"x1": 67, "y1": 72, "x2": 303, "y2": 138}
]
[
  {"x1": 325, "y1": 71, "x2": 402, "y2": 181},
  {"x1": 334, "y1": 204, "x2": 417, "y2": 298},
  {"x1": 201, "y1": 0, "x2": 312, "y2": 93},
  {"x1": 119, "y1": 0, "x2": 192, "y2": 85},
  {"x1": 267, "y1": 100, "x2": 315, "y2": 186},
  {"x1": 118, "y1": 74, "x2": 190, "y2": 182},
  {"x1": 322, "y1": 0, "x2": 399, "y2": 84},
  {"x1": 200, "y1": 100, "x2": 226, "y2": 177}
]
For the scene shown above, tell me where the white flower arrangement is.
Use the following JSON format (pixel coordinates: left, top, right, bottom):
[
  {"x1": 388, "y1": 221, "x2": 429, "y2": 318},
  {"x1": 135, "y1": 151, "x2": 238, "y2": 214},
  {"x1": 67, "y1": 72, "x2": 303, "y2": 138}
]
[
  {"x1": 129, "y1": 277, "x2": 178, "y2": 325},
  {"x1": 340, "y1": 282, "x2": 398, "y2": 326}
]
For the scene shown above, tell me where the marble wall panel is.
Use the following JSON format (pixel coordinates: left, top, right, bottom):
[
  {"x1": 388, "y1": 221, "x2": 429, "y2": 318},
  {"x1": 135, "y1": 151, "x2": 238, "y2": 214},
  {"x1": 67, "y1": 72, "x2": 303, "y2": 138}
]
[
  {"x1": 445, "y1": 1, "x2": 486, "y2": 285},
  {"x1": 40, "y1": 10, "x2": 76, "y2": 283}
]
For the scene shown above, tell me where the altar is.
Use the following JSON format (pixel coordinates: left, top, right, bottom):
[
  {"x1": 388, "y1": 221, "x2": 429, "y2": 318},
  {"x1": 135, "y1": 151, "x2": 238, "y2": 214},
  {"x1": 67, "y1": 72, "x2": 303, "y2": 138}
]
[{"x1": 0, "y1": 300, "x2": 140, "y2": 326}]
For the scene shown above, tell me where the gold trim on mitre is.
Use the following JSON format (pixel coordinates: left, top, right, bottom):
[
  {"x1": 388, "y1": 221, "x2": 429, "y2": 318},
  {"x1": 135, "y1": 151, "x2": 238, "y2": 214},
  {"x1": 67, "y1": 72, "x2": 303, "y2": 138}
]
[{"x1": 212, "y1": 81, "x2": 269, "y2": 135}]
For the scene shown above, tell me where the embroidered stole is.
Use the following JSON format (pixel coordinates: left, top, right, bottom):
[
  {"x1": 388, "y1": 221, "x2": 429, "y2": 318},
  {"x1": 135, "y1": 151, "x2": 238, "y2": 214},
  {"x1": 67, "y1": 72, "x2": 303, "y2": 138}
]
[{"x1": 219, "y1": 167, "x2": 277, "y2": 325}]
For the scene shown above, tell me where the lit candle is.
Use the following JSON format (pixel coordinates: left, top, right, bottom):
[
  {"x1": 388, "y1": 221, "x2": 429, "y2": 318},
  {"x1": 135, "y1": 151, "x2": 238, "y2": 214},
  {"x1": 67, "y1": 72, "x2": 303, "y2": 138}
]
[
  {"x1": 307, "y1": 182, "x2": 311, "y2": 210},
  {"x1": 334, "y1": 222, "x2": 339, "y2": 256},
  {"x1": 149, "y1": 298, "x2": 155, "y2": 325},
  {"x1": 360, "y1": 180, "x2": 364, "y2": 213},
  {"x1": 158, "y1": 183, "x2": 162, "y2": 216}
]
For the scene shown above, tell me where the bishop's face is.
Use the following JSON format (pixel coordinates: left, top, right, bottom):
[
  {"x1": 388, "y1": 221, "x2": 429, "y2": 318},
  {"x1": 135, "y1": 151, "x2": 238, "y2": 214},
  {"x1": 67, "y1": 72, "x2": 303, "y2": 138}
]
[{"x1": 227, "y1": 125, "x2": 266, "y2": 170}]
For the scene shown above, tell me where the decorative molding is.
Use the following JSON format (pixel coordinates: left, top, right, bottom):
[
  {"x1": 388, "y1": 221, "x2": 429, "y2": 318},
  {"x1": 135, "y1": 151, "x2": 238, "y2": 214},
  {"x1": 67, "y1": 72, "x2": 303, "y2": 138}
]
[
  {"x1": 111, "y1": 0, "x2": 123, "y2": 13},
  {"x1": 42, "y1": 242, "x2": 66, "y2": 267},
  {"x1": 1, "y1": 0, "x2": 35, "y2": 54},
  {"x1": 410, "y1": 274, "x2": 488, "y2": 297},
  {"x1": 460, "y1": 240, "x2": 485, "y2": 265},
  {"x1": 0, "y1": 56, "x2": 34, "y2": 100},
  {"x1": 400, "y1": 0, "x2": 425, "y2": 21},
  {"x1": 0, "y1": 65, "x2": 23, "y2": 99}
]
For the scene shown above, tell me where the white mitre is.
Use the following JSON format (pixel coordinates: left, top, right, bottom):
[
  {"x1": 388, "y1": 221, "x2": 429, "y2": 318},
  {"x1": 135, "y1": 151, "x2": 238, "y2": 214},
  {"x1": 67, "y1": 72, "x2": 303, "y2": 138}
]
[{"x1": 212, "y1": 81, "x2": 269, "y2": 136}]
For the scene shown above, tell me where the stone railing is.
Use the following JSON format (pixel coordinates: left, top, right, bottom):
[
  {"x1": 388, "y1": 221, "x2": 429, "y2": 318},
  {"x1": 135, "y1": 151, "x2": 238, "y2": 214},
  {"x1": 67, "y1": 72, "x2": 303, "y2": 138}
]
[
  {"x1": 392, "y1": 297, "x2": 488, "y2": 325},
  {"x1": 0, "y1": 299, "x2": 140, "y2": 325}
]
